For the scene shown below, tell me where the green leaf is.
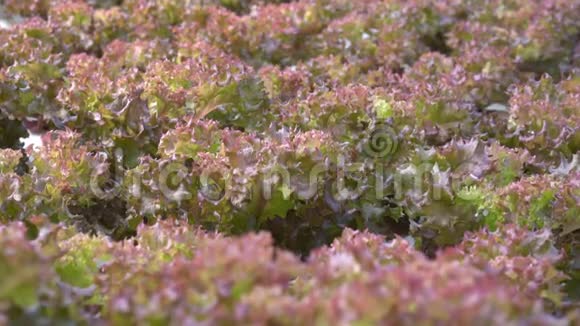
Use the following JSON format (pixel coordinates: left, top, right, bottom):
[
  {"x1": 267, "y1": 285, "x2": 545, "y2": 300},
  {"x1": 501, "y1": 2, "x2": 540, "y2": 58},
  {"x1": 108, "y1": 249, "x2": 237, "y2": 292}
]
[
  {"x1": 231, "y1": 279, "x2": 253, "y2": 301},
  {"x1": 114, "y1": 138, "x2": 142, "y2": 169},
  {"x1": 373, "y1": 98, "x2": 393, "y2": 120},
  {"x1": 56, "y1": 261, "x2": 93, "y2": 288},
  {"x1": 0, "y1": 266, "x2": 39, "y2": 307},
  {"x1": 261, "y1": 188, "x2": 295, "y2": 220}
]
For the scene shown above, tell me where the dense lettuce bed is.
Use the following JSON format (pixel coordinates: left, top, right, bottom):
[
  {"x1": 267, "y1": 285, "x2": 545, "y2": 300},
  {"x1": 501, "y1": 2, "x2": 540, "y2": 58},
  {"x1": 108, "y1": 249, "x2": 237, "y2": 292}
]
[{"x1": 0, "y1": 0, "x2": 578, "y2": 324}]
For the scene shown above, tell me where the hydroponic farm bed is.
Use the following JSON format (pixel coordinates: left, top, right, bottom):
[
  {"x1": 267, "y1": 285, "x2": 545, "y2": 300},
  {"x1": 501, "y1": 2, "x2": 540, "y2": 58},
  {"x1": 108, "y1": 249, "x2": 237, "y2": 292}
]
[{"x1": 0, "y1": 0, "x2": 579, "y2": 324}]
